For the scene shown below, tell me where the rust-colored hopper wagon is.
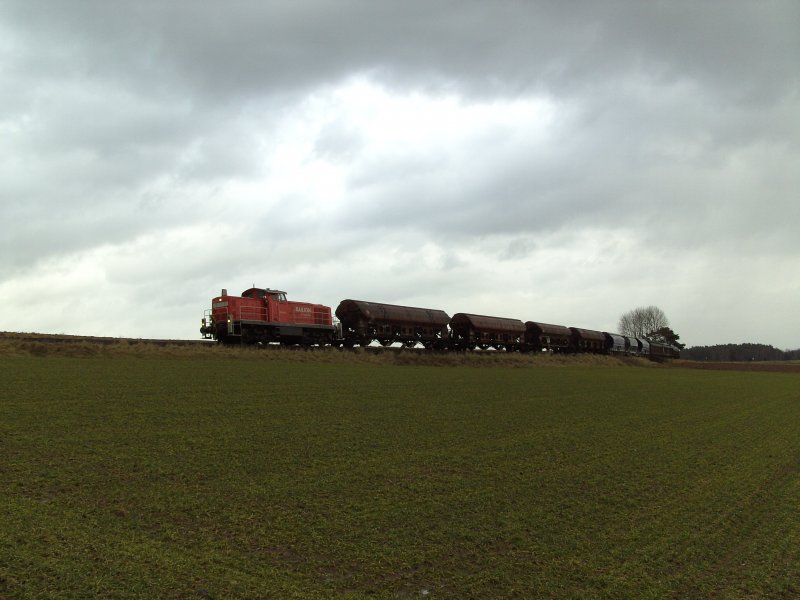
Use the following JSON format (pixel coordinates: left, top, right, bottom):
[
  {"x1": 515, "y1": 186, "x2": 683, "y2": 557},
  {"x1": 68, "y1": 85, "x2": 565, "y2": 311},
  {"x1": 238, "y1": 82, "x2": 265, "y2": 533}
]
[
  {"x1": 449, "y1": 313, "x2": 526, "y2": 351},
  {"x1": 569, "y1": 327, "x2": 607, "y2": 353},
  {"x1": 335, "y1": 300, "x2": 451, "y2": 348},
  {"x1": 525, "y1": 322, "x2": 572, "y2": 352}
]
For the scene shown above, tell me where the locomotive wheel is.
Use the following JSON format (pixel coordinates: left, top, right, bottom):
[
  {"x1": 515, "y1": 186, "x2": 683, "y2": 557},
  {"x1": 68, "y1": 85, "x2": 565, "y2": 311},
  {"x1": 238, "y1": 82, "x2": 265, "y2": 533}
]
[
  {"x1": 403, "y1": 340, "x2": 416, "y2": 348},
  {"x1": 379, "y1": 339, "x2": 393, "y2": 347}
]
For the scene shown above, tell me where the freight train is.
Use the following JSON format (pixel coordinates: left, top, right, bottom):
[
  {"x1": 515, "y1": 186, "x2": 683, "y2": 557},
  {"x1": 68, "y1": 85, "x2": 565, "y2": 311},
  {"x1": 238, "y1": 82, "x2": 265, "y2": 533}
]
[{"x1": 200, "y1": 287, "x2": 680, "y2": 358}]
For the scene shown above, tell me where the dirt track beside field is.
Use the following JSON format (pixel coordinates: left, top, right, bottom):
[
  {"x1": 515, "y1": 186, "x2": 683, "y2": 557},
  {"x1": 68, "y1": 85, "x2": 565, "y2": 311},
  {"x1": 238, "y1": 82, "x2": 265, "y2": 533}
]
[{"x1": 672, "y1": 360, "x2": 800, "y2": 373}]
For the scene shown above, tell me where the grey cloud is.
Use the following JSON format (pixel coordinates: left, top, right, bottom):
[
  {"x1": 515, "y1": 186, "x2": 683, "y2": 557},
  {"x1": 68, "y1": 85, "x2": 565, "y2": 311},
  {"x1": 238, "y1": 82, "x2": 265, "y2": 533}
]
[{"x1": 6, "y1": 1, "x2": 798, "y2": 104}]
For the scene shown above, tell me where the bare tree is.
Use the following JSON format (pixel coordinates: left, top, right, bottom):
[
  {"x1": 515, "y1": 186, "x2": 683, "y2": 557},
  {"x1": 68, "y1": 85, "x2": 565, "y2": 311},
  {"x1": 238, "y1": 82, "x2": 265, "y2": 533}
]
[{"x1": 618, "y1": 305, "x2": 669, "y2": 338}]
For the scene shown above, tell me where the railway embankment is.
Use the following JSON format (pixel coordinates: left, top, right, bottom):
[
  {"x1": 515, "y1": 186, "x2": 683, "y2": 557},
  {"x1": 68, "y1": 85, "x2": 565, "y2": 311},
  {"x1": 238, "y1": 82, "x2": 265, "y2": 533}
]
[
  {"x1": 5, "y1": 331, "x2": 797, "y2": 371},
  {"x1": 0, "y1": 331, "x2": 656, "y2": 367}
]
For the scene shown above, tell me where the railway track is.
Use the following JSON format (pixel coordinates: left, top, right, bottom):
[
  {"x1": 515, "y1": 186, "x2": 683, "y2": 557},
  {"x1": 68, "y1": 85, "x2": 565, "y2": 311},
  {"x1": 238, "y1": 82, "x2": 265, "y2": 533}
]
[
  {"x1": 0, "y1": 332, "x2": 212, "y2": 347},
  {"x1": 0, "y1": 332, "x2": 421, "y2": 353}
]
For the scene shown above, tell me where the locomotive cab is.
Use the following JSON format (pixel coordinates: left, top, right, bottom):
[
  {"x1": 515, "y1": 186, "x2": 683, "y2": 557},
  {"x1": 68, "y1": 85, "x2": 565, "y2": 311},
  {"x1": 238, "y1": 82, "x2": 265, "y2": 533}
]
[{"x1": 241, "y1": 288, "x2": 288, "y2": 303}]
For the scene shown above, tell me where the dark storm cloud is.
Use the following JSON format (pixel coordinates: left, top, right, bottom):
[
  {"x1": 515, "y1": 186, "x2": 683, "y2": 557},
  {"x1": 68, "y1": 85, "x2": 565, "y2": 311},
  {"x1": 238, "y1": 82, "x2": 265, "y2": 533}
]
[{"x1": 6, "y1": 1, "x2": 798, "y2": 101}]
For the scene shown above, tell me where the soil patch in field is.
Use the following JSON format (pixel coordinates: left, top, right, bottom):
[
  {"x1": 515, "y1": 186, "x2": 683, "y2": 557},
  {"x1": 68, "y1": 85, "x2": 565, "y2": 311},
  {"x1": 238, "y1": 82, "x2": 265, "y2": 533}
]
[{"x1": 672, "y1": 359, "x2": 800, "y2": 373}]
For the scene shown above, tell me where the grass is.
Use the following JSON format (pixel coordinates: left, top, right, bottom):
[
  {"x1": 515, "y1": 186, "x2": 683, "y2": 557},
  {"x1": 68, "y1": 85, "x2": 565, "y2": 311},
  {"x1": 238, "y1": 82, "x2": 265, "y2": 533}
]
[
  {"x1": 0, "y1": 334, "x2": 653, "y2": 368},
  {"x1": 1, "y1": 353, "x2": 799, "y2": 598}
]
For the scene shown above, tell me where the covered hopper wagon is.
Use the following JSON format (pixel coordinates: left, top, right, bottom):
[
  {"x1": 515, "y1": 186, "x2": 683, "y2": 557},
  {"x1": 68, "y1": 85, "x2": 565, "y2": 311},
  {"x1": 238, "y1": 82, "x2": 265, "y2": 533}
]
[
  {"x1": 335, "y1": 299, "x2": 451, "y2": 348},
  {"x1": 449, "y1": 313, "x2": 526, "y2": 351}
]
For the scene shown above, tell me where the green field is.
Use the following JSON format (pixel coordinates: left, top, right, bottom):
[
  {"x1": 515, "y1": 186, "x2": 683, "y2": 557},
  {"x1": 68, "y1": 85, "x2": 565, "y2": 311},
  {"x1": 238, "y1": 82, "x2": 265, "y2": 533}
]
[{"x1": 2, "y1": 354, "x2": 799, "y2": 598}]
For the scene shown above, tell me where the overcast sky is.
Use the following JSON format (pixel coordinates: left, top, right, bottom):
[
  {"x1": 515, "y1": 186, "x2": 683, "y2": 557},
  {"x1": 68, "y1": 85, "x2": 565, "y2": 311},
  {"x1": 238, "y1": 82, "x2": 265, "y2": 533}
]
[{"x1": 2, "y1": 1, "x2": 798, "y2": 348}]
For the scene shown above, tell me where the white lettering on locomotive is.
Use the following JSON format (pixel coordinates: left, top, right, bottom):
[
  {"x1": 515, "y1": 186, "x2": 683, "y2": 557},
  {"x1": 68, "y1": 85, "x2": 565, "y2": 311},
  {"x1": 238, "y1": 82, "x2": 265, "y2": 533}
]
[{"x1": 295, "y1": 307, "x2": 312, "y2": 314}]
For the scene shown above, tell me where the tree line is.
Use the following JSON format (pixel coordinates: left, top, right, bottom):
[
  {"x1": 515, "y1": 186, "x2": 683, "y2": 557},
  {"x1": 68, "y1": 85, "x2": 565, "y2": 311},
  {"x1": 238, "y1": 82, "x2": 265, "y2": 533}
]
[
  {"x1": 618, "y1": 305, "x2": 798, "y2": 361},
  {"x1": 681, "y1": 343, "x2": 800, "y2": 362}
]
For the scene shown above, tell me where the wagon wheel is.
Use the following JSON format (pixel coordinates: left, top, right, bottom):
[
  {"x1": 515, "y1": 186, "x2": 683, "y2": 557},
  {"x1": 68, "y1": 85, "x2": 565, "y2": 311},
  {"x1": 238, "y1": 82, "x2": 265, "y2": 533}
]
[
  {"x1": 380, "y1": 339, "x2": 393, "y2": 347},
  {"x1": 403, "y1": 340, "x2": 417, "y2": 348}
]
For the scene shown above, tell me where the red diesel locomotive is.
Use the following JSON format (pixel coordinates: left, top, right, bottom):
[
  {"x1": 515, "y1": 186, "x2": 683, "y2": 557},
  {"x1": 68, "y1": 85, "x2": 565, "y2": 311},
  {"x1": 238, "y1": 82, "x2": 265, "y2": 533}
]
[{"x1": 200, "y1": 288, "x2": 335, "y2": 345}]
